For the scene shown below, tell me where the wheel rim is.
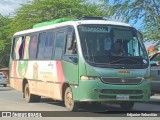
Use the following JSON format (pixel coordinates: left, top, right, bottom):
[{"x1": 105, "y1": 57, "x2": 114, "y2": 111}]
[{"x1": 66, "y1": 91, "x2": 73, "y2": 109}]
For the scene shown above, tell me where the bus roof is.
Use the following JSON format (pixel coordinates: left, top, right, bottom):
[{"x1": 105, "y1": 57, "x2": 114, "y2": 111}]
[
  {"x1": 33, "y1": 18, "x2": 77, "y2": 28},
  {"x1": 14, "y1": 18, "x2": 132, "y2": 36}
]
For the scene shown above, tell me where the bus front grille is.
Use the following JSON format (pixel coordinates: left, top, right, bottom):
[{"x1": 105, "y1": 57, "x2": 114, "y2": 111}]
[
  {"x1": 130, "y1": 95, "x2": 143, "y2": 99},
  {"x1": 100, "y1": 89, "x2": 143, "y2": 94},
  {"x1": 99, "y1": 95, "x2": 143, "y2": 99},
  {"x1": 99, "y1": 89, "x2": 143, "y2": 100},
  {"x1": 101, "y1": 77, "x2": 143, "y2": 84}
]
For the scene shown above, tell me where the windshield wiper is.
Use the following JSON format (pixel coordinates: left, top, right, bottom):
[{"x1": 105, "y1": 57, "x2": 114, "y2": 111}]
[{"x1": 109, "y1": 57, "x2": 142, "y2": 64}]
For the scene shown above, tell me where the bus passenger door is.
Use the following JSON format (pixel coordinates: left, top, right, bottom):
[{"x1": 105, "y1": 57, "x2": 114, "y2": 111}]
[
  {"x1": 62, "y1": 27, "x2": 79, "y2": 85},
  {"x1": 53, "y1": 27, "x2": 79, "y2": 100}
]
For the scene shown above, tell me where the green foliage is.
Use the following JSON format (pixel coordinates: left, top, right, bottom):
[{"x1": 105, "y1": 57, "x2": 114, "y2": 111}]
[
  {"x1": 103, "y1": 0, "x2": 160, "y2": 41},
  {"x1": 0, "y1": 15, "x2": 12, "y2": 67},
  {"x1": 12, "y1": 0, "x2": 108, "y2": 32}
]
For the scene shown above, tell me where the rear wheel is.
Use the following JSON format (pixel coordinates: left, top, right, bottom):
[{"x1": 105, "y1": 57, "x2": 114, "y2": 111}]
[
  {"x1": 64, "y1": 87, "x2": 79, "y2": 111},
  {"x1": 120, "y1": 101, "x2": 134, "y2": 110},
  {"x1": 3, "y1": 84, "x2": 7, "y2": 87},
  {"x1": 24, "y1": 83, "x2": 41, "y2": 102}
]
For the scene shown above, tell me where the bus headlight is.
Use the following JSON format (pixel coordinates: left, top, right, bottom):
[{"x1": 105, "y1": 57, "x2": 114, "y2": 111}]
[{"x1": 80, "y1": 76, "x2": 100, "y2": 80}]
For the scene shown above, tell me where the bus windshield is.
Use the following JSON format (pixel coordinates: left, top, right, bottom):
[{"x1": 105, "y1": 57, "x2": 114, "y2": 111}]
[{"x1": 78, "y1": 25, "x2": 149, "y2": 68}]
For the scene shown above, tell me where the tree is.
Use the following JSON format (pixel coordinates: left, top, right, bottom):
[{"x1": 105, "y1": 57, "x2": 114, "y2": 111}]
[
  {"x1": 102, "y1": 0, "x2": 160, "y2": 41},
  {"x1": 0, "y1": 15, "x2": 13, "y2": 67},
  {"x1": 12, "y1": 0, "x2": 109, "y2": 32}
]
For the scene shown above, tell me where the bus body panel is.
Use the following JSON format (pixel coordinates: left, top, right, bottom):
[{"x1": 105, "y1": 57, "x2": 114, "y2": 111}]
[
  {"x1": 85, "y1": 63, "x2": 150, "y2": 78},
  {"x1": 70, "y1": 58, "x2": 151, "y2": 102},
  {"x1": 61, "y1": 60, "x2": 79, "y2": 85},
  {"x1": 72, "y1": 80, "x2": 151, "y2": 101},
  {"x1": 10, "y1": 60, "x2": 65, "y2": 100}
]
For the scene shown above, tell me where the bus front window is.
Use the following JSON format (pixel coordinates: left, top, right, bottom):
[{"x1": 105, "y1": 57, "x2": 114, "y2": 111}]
[{"x1": 78, "y1": 25, "x2": 149, "y2": 69}]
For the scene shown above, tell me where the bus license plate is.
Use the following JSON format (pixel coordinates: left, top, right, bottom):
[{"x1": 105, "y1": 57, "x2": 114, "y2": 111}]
[{"x1": 116, "y1": 95, "x2": 129, "y2": 100}]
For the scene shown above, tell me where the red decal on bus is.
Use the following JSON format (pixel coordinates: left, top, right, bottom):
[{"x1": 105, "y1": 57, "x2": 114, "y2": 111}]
[{"x1": 56, "y1": 61, "x2": 64, "y2": 96}]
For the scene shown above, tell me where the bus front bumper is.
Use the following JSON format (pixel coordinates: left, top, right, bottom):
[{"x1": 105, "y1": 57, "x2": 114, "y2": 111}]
[{"x1": 72, "y1": 80, "x2": 151, "y2": 102}]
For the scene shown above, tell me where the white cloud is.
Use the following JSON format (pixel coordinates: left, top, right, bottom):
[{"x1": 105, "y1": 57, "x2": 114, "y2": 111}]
[{"x1": 0, "y1": 0, "x2": 29, "y2": 16}]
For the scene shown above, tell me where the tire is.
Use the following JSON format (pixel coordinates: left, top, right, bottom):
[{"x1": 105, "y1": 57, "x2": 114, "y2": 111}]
[
  {"x1": 64, "y1": 87, "x2": 79, "y2": 111},
  {"x1": 120, "y1": 101, "x2": 134, "y2": 110},
  {"x1": 24, "y1": 83, "x2": 41, "y2": 103},
  {"x1": 3, "y1": 84, "x2": 7, "y2": 87}
]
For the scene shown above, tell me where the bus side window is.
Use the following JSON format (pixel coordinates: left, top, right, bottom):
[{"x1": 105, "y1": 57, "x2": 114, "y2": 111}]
[
  {"x1": 54, "y1": 32, "x2": 65, "y2": 60},
  {"x1": 23, "y1": 36, "x2": 30, "y2": 59},
  {"x1": 19, "y1": 38, "x2": 25, "y2": 59},
  {"x1": 65, "y1": 27, "x2": 77, "y2": 55},
  {"x1": 37, "y1": 32, "x2": 46, "y2": 60},
  {"x1": 12, "y1": 37, "x2": 18, "y2": 60},
  {"x1": 44, "y1": 31, "x2": 54, "y2": 60},
  {"x1": 29, "y1": 34, "x2": 38, "y2": 60},
  {"x1": 12, "y1": 36, "x2": 23, "y2": 60}
]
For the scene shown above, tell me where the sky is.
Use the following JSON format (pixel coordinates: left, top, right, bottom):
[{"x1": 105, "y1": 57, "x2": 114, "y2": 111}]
[{"x1": 0, "y1": 0, "x2": 29, "y2": 16}]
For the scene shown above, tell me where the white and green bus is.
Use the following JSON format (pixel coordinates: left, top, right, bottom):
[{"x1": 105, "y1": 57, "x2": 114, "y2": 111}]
[{"x1": 9, "y1": 17, "x2": 151, "y2": 111}]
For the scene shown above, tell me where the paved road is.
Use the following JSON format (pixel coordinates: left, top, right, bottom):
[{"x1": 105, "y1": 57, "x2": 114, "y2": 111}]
[{"x1": 0, "y1": 86, "x2": 160, "y2": 120}]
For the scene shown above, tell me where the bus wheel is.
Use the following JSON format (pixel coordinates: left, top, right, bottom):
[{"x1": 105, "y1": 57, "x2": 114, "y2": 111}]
[
  {"x1": 120, "y1": 101, "x2": 134, "y2": 110},
  {"x1": 24, "y1": 83, "x2": 41, "y2": 102},
  {"x1": 64, "y1": 87, "x2": 79, "y2": 111}
]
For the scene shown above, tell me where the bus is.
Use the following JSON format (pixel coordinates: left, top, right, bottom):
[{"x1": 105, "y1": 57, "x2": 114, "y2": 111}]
[{"x1": 9, "y1": 17, "x2": 151, "y2": 111}]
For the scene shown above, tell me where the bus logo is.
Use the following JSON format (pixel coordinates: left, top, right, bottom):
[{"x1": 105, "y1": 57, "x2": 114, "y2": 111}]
[{"x1": 121, "y1": 78, "x2": 127, "y2": 83}]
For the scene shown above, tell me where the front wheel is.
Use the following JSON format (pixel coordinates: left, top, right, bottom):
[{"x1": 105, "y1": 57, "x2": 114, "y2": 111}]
[
  {"x1": 24, "y1": 83, "x2": 41, "y2": 102},
  {"x1": 64, "y1": 87, "x2": 79, "y2": 111},
  {"x1": 120, "y1": 101, "x2": 134, "y2": 110}
]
